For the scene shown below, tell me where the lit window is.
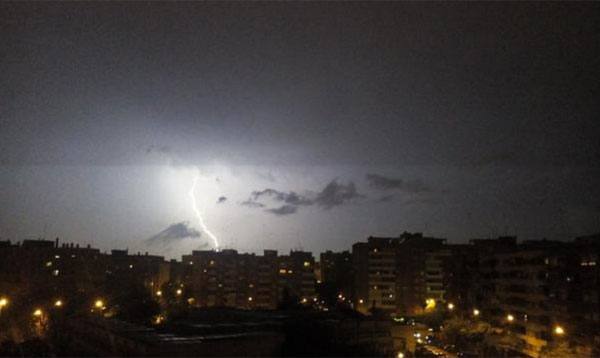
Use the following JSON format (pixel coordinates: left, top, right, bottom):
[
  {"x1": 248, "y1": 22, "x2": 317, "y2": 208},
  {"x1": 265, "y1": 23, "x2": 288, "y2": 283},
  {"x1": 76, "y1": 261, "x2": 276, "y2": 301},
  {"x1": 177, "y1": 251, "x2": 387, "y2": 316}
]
[
  {"x1": 303, "y1": 261, "x2": 310, "y2": 267},
  {"x1": 45, "y1": 261, "x2": 53, "y2": 267},
  {"x1": 52, "y1": 269, "x2": 60, "y2": 276},
  {"x1": 279, "y1": 269, "x2": 287, "y2": 274}
]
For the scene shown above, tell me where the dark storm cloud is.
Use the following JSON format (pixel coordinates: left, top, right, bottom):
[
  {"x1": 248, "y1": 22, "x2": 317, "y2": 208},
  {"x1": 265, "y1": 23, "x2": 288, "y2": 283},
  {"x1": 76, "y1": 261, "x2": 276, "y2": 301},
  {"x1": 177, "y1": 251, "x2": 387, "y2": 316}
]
[
  {"x1": 265, "y1": 205, "x2": 298, "y2": 216},
  {"x1": 251, "y1": 189, "x2": 313, "y2": 206},
  {"x1": 314, "y1": 180, "x2": 363, "y2": 209},
  {"x1": 2, "y1": 3, "x2": 598, "y2": 168},
  {"x1": 145, "y1": 222, "x2": 201, "y2": 244},
  {"x1": 217, "y1": 196, "x2": 227, "y2": 204},
  {"x1": 366, "y1": 174, "x2": 430, "y2": 193},
  {"x1": 144, "y1": 221, "x2": 209, "y2": 256},
  {"x1": 240, "y1": 200, "x2": 265, "y2": 208},
  {"x1": 246, "y1": 179, "x2": 363, "y2": 213}
]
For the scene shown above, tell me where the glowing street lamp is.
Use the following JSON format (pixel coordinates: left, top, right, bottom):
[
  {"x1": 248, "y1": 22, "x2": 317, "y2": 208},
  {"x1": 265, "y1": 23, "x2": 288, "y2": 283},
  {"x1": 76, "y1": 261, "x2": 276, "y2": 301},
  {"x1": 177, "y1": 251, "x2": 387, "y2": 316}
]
[
  {"x1": 156, "y1": 290, "x2": 162, "y2": 297},
  {"x1": 94, "y1": 299, "x2": 104, "y2": 309},
  {"x1": 54, "y1": 300, "x2": 63, "y2": 308},
  {"x1": 425, "y1": 298, "x2": 436, "y2": 310},
  {"x1": 506, "y1": 314, "x2": 515, "y2": 323},
  {"x1": 176, "y1": 289, "x2": 182, "y2": 296},
  {"x1": 554, "y1": 325, "x2": 565, "y2": 336},
  {"x1": 473, "y1": 308, "x2": 480, "y2": 317},
  {"x1": 33, "y1": 308, "x2": 43, "y2": 317},
  {"x1": 447, "y1": 303, "x2": 455, "y2": 311},
  {"x1": 0, "y1": 297, "x2": 8, "y2": 316}
]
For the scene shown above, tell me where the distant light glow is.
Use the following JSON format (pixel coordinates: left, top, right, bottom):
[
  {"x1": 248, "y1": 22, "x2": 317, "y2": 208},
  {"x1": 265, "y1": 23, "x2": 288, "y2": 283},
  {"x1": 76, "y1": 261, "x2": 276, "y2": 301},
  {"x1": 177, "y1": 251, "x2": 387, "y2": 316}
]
[
  {"x1": 189, "y1": 169, "x2": 220, "y2": 250},
  {"x1": 94, "y1": 299, "x2": 104, "y2": 309},
  {"x1": 425, "y1": 298, "x2": 436, "y2": 310}
]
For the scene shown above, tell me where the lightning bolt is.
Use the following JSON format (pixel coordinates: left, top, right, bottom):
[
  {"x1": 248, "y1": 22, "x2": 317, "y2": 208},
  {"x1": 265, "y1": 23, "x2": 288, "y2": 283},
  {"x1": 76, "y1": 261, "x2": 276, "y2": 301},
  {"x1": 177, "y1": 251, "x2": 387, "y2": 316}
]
[{"x1": 189, "y1": 168, "x2": 220, "y2": 250}]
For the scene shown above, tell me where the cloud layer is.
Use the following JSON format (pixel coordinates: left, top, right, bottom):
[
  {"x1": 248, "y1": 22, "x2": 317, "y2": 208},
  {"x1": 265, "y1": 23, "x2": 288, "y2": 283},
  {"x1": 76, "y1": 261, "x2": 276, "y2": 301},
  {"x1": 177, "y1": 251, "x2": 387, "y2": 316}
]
[{"x1": 243, "y1": 179, "x2": 362, "y2": 215}]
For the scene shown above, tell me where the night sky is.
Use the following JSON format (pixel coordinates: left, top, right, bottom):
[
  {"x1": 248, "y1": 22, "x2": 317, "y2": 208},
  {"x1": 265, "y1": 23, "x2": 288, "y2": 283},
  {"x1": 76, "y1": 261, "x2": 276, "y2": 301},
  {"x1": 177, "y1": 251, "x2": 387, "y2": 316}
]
[{"x1": 1, "y1": 2, "x2": 599, "y2": 258}]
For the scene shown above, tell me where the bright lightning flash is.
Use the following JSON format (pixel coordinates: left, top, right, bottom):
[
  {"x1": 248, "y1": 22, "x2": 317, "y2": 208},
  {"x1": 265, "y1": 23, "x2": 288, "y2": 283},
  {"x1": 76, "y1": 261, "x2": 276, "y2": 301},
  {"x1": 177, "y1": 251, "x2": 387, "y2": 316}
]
[{"x1": 189, "y1": 168, "x2": 220, "y2": 250}]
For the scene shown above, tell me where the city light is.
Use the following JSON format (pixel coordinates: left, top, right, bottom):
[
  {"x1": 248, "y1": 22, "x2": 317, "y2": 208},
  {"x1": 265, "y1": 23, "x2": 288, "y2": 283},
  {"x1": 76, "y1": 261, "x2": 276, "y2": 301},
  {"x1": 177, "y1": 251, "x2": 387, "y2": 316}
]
[
  {"x1": 156, "y1": 290, "x2": 162, "y2": 297},
  {"x1": 359, "y1": 299, "x2": 364, "y2": 304},
  {"x1": 176, "y1": 289, "x2": 182, "y2": 296},
  {"x1": 94, "y1": 299, "x2": 104, "y2": 309},
  {"x1": 447, "y1": 303, "x2": 455, "y2": 310},
  {"x1": 248, "y1": 296, "x2": 253, "y2": 302},
  {"x1": 54, "y1": 300, "x2": 63, "y2": 307},
  {"x1": 33, "y1": 308, "x2": 43, "y2": 317},
  {"x1": 507, "y1": 314, "x2": 515, "y2": 322},
  {"x1": 554, "y1": 325, "x2": 565, "y2": 335},
  {"x1": 303, "y1": 261, "x2": 310, "y2": 267},
  {"x1": 154, "y1": 314, "x2": 165, "y2": 325},
  {"x1": 0, "y1": 297, "x2": 8, "y2": 308},
  {"x1": 397, "y1": 352, "x2": 405, "y2": 358},
  {"x1": 473, "y1": 308, "x2": 480, "y2": 317},
  {"x1": 425, "y1": 298, "x2": 436, "y2": 310}
]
